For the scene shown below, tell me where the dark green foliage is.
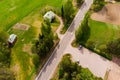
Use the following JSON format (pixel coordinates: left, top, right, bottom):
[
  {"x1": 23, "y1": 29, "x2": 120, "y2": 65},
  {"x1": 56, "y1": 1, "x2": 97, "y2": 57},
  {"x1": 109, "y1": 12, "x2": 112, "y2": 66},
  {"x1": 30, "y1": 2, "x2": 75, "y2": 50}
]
[
  {"x1": 116, "y1": 0, "x2": 120, "y2": 1},
  {"x1": 92, "y1": 0, "x2": 106, "y2": 12},
  {"x1": 75, "y1": 12, "x2": 90, "y2": 44},
  {"x1": 0, "y1": 42, "x2": 11, "y2": 67},
  {"x1": 63, "y1": 0, "x2": 74, "y2": 23},
  {"x1": 76, "y1": 0, "x2": 84, "y2": 7},
  {"x1": 54, "y1": 54, "x2": 103, "y2": 80},
  {"x1": 34, "y1": 20, "x2": 54, "y2": 58},
  {"x1": 107, "y1": 38, "x2": 120, "y2": 56},
  {"x1": 61, "y1": 5, "x2": 64, "y2": 18},
  {"x1": 32, "y1": 54, "x2": 40, "y2": 69},
  {"x1": 60, "y1": 0, "x2": 75, "y2": 34},
  {"x1": 0, "y1": 32, "x2": 14, "y2": 80}
]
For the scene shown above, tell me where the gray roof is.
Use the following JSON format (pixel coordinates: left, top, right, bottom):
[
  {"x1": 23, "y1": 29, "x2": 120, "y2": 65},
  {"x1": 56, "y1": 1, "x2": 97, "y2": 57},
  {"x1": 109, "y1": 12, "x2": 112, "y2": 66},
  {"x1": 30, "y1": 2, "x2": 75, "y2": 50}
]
[
  {"x1": 8, "y1": 34, "x2": 17, "y2": 43},
  {"x1": 43, "y1": 11, "x2": 55, "y2": 22}
]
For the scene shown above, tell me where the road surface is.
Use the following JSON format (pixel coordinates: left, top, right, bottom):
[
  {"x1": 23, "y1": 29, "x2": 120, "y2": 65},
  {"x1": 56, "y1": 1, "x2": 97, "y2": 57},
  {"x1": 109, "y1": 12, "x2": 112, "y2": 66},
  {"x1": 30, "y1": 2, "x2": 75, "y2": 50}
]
[{"x1": 35, "y1": 0, "x2": 93, "y2": 80}]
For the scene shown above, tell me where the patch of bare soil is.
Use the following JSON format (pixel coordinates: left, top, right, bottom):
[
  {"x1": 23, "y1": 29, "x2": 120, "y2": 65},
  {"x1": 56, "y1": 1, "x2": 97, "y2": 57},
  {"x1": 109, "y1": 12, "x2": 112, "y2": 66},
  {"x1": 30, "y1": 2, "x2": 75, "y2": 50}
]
[
  {"x1": 13, "y1": 23, "x2": 30, "y2": 30},
  {"x1": 108, "y1": 62, "x2": 120, "y2": 80},
  {"x1": 11, "y1": 64, "x2": 20, "y2": 79},
  {"x1": 23, "y1": 43, "x2": 32, "y2": 54},
  {"x1": 91, "y1": 3, "x2": 120, "y2": 25},
  {"x1": 108, "y1": 69, "x2": 120, "y2": 80},
  {"x1": 112, "y1": 56, "x2": 120, "y2": 66}
]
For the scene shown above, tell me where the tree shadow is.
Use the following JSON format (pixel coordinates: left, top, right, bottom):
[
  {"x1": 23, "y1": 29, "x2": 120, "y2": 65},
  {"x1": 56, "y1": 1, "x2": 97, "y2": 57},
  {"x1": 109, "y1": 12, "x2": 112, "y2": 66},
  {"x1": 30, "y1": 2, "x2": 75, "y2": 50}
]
[{"x1": 112, "y1": 56, "x2": 120, "y2": 66}]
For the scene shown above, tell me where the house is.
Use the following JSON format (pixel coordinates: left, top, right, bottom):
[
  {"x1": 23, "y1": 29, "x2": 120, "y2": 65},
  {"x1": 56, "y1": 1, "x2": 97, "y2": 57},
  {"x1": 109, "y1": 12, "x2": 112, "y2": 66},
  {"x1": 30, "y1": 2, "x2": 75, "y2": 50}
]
[
  {"x1": 43, "y1": 11, "x2": 55, "y2": 22},
  {"x1": 8, "y1": 34, "x2": 17, "y2": 45}
]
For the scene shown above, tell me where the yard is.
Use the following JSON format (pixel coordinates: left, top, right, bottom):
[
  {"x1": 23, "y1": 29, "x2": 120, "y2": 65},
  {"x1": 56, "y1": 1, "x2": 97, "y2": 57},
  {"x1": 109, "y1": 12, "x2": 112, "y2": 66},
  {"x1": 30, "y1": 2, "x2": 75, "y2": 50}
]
[{"x1": 0, "y1": 0, "x2": 66, "y2": 80}]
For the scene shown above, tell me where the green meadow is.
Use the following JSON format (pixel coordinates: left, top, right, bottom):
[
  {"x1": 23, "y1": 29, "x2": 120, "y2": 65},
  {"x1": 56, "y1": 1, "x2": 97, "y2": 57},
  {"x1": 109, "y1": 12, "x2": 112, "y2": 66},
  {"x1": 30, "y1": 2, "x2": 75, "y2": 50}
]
[
  {"x1": 88, "y1": 19, "x2": 120, "y2": 49},
  {"x1": 79, "y1": 18, "x2": 120, "y2": 60},
  {"x1": 0, "y1": 0, "x2": 64, "y2": 31},
  {"x1": 0, "y1": 0, "x2": 66, "y2": 80}
]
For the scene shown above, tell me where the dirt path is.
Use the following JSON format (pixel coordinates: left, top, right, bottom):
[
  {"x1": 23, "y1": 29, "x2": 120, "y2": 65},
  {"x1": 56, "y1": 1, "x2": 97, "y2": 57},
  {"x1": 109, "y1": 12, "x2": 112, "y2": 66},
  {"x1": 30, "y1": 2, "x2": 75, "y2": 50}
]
[{"x1": 55, "y1": 15, "x2": 64, "y2": 39}]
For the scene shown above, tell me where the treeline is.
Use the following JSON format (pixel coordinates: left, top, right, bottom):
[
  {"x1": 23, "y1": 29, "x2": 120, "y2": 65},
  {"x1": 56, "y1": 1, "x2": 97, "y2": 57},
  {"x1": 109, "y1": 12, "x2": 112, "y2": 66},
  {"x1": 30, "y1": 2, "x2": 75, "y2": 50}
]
[
  {"x1": 61, "y1": 0, "x2": 75, "y2": 33},
  {"x1": 51, "y1": 54, "x2": 102, "y2": 80},
  {"x1": 0, "y1": 31, "x2": 15, "y2": 80},
  {"x1": 92, "y1": 0, "x2": 106, "y2": 12},
  {"x1": 107, "y1": 38, "x2": 120, "y2": 57}
]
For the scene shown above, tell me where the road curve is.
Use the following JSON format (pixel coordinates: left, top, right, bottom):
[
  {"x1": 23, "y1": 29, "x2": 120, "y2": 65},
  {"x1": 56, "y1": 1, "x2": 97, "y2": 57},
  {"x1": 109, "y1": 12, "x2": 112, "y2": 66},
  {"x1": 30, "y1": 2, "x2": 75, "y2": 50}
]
[{"x1": 35, "y1": 0, "x2": 93, "y2": 80}]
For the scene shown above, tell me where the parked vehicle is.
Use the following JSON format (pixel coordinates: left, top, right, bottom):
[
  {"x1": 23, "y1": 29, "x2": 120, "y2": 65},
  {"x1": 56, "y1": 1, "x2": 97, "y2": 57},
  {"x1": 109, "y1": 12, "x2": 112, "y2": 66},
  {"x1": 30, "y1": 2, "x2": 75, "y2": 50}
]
[{"x1": 78, "y1": 45, "x2": 82, "y2": 50}]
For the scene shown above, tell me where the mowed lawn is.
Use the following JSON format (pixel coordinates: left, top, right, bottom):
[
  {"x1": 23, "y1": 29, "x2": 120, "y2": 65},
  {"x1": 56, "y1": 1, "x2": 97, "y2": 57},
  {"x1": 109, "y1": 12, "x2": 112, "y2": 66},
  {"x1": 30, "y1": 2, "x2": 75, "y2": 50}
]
[
  {"x1": 0, "y1": 0, "x2": 65, "y2": 80},
  {"x1": 87, "y1": 19, "x2": 120, "y2": 50},
  {"x1": 0, "y1": 0, "x2": 63, "y2": 31}
]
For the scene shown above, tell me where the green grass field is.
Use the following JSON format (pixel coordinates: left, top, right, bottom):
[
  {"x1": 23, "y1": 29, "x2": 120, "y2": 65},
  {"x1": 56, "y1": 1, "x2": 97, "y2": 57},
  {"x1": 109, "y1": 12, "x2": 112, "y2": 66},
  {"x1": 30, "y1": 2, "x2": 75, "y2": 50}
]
[
  {"x1": 0, "y1": 0, "x2": 64, "y2": 31},
  {"x1": 78, "y1": 18, "x2": 120, "y2": 59},
  {"x1": 0, "y1": 0, "x2": 66, "y2": 80},
  {"x1": 87, "y1": 19, "x2": 120, "y2": 49}
]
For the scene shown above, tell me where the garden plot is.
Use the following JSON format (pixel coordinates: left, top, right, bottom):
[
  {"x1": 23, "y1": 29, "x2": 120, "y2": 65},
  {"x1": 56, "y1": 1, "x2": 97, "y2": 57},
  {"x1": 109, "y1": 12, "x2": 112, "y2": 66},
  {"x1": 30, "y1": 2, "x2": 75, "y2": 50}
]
[{"x1": 13, "y1": 23, "x2": 30, "y2": 30}]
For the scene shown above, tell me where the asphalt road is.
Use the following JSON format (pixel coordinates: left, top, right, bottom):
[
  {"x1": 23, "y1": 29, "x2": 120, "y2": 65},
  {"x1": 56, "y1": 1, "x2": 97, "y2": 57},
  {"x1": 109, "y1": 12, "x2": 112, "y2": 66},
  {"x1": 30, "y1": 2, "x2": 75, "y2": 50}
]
[{"x1": 35, "y1": 0, "x2": 93, "y2": 80}]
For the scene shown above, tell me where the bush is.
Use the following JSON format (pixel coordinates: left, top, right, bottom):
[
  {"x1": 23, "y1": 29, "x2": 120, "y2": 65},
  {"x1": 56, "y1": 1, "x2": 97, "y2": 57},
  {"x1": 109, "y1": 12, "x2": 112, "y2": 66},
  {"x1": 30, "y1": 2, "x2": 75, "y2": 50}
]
[
  {"x1": 32, "y1": 54, "x2": 40, "y2": 69},
  {"x1": 106, "y1": 38, "x2": 120, "y2": 56},
  {"x1": 53, "y1": 54, "x2": 103, "y2": 80},
  {"x1": 81, "y1": 44, "x2": 112, "y2": 60},
  {"x1": 86, "y1": 40, "x2": 95, "y2": 49},
  {"x1": 92, "y1": 0, "x2": 106, "y2": 12},
  {"x1": 54, "y1": 33, "x2": 59, "y2": 40}
]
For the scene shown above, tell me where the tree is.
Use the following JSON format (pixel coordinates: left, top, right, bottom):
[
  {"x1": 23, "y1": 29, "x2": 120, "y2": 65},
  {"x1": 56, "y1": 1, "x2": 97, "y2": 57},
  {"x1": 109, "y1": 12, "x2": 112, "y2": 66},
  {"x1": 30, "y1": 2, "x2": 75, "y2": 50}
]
[
  {"x1": 34, "y1": 20, "x2": 54, "y2": 58},
  {"x1": 76, "y1": 0, "x2": 84, "y2": 7},
  {"x1": 107, "y1": 38, "x2": 120, "y2": 56},
  {"x1": 60, "y1": 54, "x2": 72, "y2": 72},
  {"x1": 63, "y1": 0, "x2": 74, "y2": 24},
  {"x1": 0, "y1": 42, "x2": 11, "y2": 67},
  {"x1": 75, "y1": 12, "x2": 90, "y2": 43},
  {"x1": 54, "y1": 54, "x2": 102, "y2": 80},
  {"x1": 61, "y1": 5, "x2": 64, "y2": 18},
  {"x1": 0, "y1": 31, "x2": 9, "y2": 43}
]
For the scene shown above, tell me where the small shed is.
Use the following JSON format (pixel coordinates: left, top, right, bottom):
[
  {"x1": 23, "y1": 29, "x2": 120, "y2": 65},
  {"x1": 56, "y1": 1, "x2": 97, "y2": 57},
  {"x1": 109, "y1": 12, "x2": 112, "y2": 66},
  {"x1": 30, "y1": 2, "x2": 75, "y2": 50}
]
[
  {"x1": 43, "y1": 11, "x2": 55, "y2": 22},
  {"x1": 8, "y1": 34, "x2": 17, "y2": 45}
]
